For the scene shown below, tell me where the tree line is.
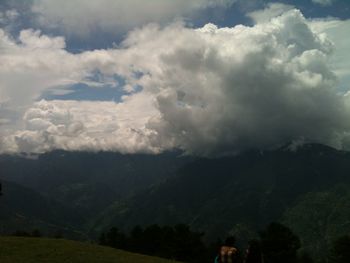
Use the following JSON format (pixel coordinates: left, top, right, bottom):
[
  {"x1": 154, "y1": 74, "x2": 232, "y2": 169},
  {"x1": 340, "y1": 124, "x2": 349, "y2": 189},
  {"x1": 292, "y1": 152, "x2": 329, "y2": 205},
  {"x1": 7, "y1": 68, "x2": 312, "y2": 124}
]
[
  {"x1": 99, "y1": 222, "x2": 350, "y2": 263},
  {"x1": 99, "y1": 224, "x2": 209, "y2": 262}
]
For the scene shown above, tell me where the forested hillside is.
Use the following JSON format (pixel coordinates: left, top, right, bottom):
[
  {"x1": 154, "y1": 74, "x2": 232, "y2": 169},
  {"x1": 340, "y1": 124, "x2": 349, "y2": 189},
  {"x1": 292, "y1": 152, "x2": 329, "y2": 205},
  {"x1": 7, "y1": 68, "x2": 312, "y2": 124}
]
[{"x1": 1, "y1": 144, "x2": 350, "y2": 261}]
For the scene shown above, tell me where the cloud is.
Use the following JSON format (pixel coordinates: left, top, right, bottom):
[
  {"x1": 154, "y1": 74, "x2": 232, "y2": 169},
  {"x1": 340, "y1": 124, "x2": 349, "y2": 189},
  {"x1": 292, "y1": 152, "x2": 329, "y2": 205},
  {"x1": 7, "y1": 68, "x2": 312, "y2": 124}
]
[
  {"x1": 0, "y1": 8, "x2": 19, "y2": 33},
  {"x1": 247, "y1": 3, "x2": 350, "y2": 91},
  {"x1": 32, "y1": 0, "x2": 236, "y2": 37},
  {"x1": 1, "y1": 8, "x2": 350, "y2": 156},
  {"x1": 139, "y1": 10, "x2": 348, "y2": 155},
  {"x1": 311, "y1": 0, "x2": 335, "y2": 6},
  {"x1": 3, "y1": 95, "x2": 159, "y2": 154},
  {"x1": 247, "y1": 3, "x2": 294, "y2": 23},
  {"x1": 0, "y1": 27, "x2": 131, "y2": 123},
  {"x1": 0, "y1": 27, "x2": 126, "y2": 132},
  {"x1": 309, "y1": 18, "x2": 350, "y2": 92},
  {"x1": 0, "y1": 9, "x2": 19, "y2": 24},
  {"x1": 0, "y1": 28, "x2": 79, "y2": 123}
]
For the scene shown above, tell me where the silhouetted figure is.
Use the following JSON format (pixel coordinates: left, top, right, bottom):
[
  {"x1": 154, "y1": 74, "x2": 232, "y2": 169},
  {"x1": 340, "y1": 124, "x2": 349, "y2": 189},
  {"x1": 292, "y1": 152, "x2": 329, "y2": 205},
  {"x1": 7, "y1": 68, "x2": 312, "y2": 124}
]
[
  {"x1": 0, "y1": 182, "x2": 2, "y2": 196},
  {"x1": 244, "y1": 240, "x2": 263, "y2": 263},
  {"x1": 215, "y1": 236, "x2": 238, "y2": 263}
]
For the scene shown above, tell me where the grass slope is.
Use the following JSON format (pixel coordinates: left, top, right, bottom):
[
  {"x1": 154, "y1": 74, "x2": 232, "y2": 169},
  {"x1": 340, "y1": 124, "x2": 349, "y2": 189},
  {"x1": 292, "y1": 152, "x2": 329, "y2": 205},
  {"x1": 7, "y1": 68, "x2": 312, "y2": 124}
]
[{"x1": 0, "y1": 237, "x2": 180, "y2": 263}]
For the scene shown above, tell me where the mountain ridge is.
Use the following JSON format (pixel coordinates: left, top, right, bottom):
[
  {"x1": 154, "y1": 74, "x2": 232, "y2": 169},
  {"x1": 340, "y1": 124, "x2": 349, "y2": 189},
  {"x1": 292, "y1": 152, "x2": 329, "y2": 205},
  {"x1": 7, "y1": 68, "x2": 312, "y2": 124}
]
[{"x1": 1, "y1": 143, "x2": 350, "y2": 259}]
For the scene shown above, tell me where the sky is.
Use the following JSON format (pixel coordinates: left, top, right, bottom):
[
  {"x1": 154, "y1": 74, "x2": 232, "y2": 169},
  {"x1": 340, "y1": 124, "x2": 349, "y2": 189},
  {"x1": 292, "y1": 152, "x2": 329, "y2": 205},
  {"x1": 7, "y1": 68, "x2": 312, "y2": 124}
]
[{"x1": 0, "y1": 0, "x2": 349, "y2": 156}]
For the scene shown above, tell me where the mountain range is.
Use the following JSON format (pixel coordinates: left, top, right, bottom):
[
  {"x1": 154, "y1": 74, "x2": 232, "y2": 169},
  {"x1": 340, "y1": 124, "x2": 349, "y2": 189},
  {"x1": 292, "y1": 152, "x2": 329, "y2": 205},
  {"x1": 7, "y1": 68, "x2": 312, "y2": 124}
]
[{"x1": 1, "y1": 143, "x2": 350, "y2": 259}]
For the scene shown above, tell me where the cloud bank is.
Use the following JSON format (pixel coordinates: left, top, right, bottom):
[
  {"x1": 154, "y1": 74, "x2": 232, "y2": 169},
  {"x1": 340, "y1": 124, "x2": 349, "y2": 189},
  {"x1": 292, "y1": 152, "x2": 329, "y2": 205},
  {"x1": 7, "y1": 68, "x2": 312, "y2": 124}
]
[
  {"x1": 32, "y1": 0, "x2": 235, "y2": 37},
  {"x1": 2, "y1": 96, "x2": 158, "y2": 154},
  {"x1": 1, "y1": 8, "x2": 350, "y2": 156}
]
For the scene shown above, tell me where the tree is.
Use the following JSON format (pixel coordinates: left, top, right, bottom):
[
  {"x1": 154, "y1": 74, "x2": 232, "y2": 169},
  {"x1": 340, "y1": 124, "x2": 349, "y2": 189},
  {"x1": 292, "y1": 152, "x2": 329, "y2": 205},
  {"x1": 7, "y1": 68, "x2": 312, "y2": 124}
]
[
  {"x1": 105, "y1": 227, "x2": 127, "y2": 249},
  {"x1": 53, "y1": 230, "x2": 63, "y2": 239},
  {"x1": 31, "y1": 229, "x2": 42, "y2": 237},
  {"x1": 12, "y1": 230, "x2": 30, "y2": 237},
  {"x1": 328, "y1": 235, "x2": 350, "y2": 263},
  {"x1": 99, "y1": 224, "x2": 208, "y2": 263},
  {"x1": 98, "y1": 232, "x2": 107, "y2": 246},
  {"x1": 129, "y1": 225, "x2": 144, "y2": 252},
  {"x1": 245, "y1": 239, "x2": 263, "y2": 263},
  {"x1": 260, "y1": 222, "x2": 301, "y2": 263},
  {"x1": 298, "y1": 252, "x2": 314, "y2": 263}
]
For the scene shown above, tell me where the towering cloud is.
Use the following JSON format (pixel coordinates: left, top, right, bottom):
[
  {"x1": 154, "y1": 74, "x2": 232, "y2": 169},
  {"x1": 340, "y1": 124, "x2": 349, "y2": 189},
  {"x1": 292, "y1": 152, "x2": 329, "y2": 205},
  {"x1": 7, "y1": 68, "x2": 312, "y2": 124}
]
[{"x1": 1, "y1": 8, "x2": 350, "y2": 156}]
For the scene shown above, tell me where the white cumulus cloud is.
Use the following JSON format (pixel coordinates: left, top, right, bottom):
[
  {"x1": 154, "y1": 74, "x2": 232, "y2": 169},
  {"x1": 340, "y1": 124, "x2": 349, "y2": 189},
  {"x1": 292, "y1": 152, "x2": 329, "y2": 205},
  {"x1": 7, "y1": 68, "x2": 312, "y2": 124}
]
[
  {"x1": 3, "y1": 95, "x2": 158, "y2": 154},
  {"x1": 309, "y1": 18, "x2": 350, "y2": 92},
  {"x1": 1, "y1": 8, "x2": 350, "y2": 156}
]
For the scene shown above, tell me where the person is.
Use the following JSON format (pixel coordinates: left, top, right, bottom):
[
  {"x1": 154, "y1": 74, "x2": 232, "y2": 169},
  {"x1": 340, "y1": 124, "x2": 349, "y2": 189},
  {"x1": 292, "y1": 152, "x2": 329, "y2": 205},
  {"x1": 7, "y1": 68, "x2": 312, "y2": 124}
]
[{"x1": 215, "y1": 236, "x2": 238, "y2": 263}]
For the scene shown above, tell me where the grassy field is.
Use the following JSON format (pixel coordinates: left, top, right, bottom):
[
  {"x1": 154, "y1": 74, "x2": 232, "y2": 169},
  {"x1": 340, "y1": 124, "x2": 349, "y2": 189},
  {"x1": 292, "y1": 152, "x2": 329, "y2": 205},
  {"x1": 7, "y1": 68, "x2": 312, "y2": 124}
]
[{"x1": 0, "y1": 236, "x2": 181, "y2": 263}]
